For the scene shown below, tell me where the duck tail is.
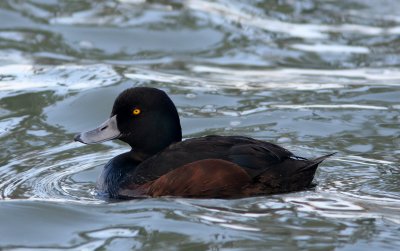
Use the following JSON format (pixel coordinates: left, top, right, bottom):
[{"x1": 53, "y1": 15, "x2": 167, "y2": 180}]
[
  {"x1": 312, "y1": 152, "x2": 336, "y2": 165},
  {"x1": 292, "y1": 152, "x2": 336, "y2": 190},
  {"x1": 299, "y1": 152, "x2": 336, "y2": 172}
]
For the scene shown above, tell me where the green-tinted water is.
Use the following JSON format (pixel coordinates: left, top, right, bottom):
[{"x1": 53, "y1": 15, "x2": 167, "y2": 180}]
[{"x1": 0, "y1": 0, "x2": 399, "y2": 250}]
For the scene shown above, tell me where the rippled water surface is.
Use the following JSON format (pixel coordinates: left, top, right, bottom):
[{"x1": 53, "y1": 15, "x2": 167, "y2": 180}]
[{"x1": 1, "y1": 0, "x2": 400, "y2": 250}]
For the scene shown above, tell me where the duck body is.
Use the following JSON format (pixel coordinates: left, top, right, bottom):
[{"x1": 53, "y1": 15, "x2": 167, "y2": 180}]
[
  {"x1": 75, "y1": 87, "x2": 333, "y2": 199},
  {"x1": 96, "y1": 135, "x2": 333, "y2": 199}
]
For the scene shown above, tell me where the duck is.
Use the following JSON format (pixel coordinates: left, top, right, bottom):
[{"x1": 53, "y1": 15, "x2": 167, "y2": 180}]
[{"x1": 74, "y1": 87, "x2": 334, "y2": 199}]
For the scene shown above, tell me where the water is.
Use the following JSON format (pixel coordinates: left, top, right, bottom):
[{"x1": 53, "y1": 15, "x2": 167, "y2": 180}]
[{"x1": 0, "y1": 0, "x2": 399, "y2": 250}]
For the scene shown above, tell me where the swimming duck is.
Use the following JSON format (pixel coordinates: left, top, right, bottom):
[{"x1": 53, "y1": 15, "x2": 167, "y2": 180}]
[{"x1": 74, "y1": 87, "x2": 334, "y2": 199}]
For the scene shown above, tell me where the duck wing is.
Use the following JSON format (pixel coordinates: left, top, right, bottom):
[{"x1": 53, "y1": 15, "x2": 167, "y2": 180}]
[{"x1": 121, "y1": 135, "x2": 297, "y2": 185}]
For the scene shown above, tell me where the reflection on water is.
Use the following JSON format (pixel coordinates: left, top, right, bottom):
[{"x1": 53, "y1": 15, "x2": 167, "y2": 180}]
[{"x1": 0, "y1": 0, "x2": 399, "y2": 250}]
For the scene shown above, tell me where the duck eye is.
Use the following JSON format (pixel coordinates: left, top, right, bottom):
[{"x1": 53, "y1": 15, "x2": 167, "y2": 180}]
[{"x1": 132, "y1": 108, "x2": 141, "y2": 116}]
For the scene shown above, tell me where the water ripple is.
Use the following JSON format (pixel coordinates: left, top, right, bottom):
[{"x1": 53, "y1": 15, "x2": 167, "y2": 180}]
[
  {"x1": 1, "y1": 0, "x2": 400, "y2": 250},
  {"x1": 185, "y1": 0, "x2": 400, "y2": 39},
  {"x1": 0, "y1": 64, "x2": 121, "y2": 97},
  {"x1": 0, "y1": 142, "x2": 124, "y2": 202}
]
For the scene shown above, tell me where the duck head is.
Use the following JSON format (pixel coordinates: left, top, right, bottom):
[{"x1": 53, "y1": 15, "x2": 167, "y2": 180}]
[{"x1": 74, "y1": 87, "x2": 182, "y2": 155}]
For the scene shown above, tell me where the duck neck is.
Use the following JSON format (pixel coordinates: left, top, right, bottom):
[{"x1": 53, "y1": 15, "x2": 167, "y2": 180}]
[
  {"x1": 128, "y1": 134, "x2": 181, "y2": 158},
  {"x1": 129, "y1": 150, "x2": 154, "y2": 162},
  {"x1": 126, "y1": 130, "x2": 182, "y2": 158}
]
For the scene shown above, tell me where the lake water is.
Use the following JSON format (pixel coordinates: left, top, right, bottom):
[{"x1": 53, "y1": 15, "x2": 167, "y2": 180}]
[{"x1": 0, "y1": 0, "x2": 399, "y2": 250}]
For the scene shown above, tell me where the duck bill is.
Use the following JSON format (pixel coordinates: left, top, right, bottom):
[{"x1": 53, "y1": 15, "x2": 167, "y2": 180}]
[{"x1": 74, "y1": 115, "x2": 121, "y2": 144}]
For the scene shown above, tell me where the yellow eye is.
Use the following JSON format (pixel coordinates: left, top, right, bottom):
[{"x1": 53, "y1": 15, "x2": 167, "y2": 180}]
[{"x1": 132, "y1": 108, "x2": 141, "y2": 115}]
